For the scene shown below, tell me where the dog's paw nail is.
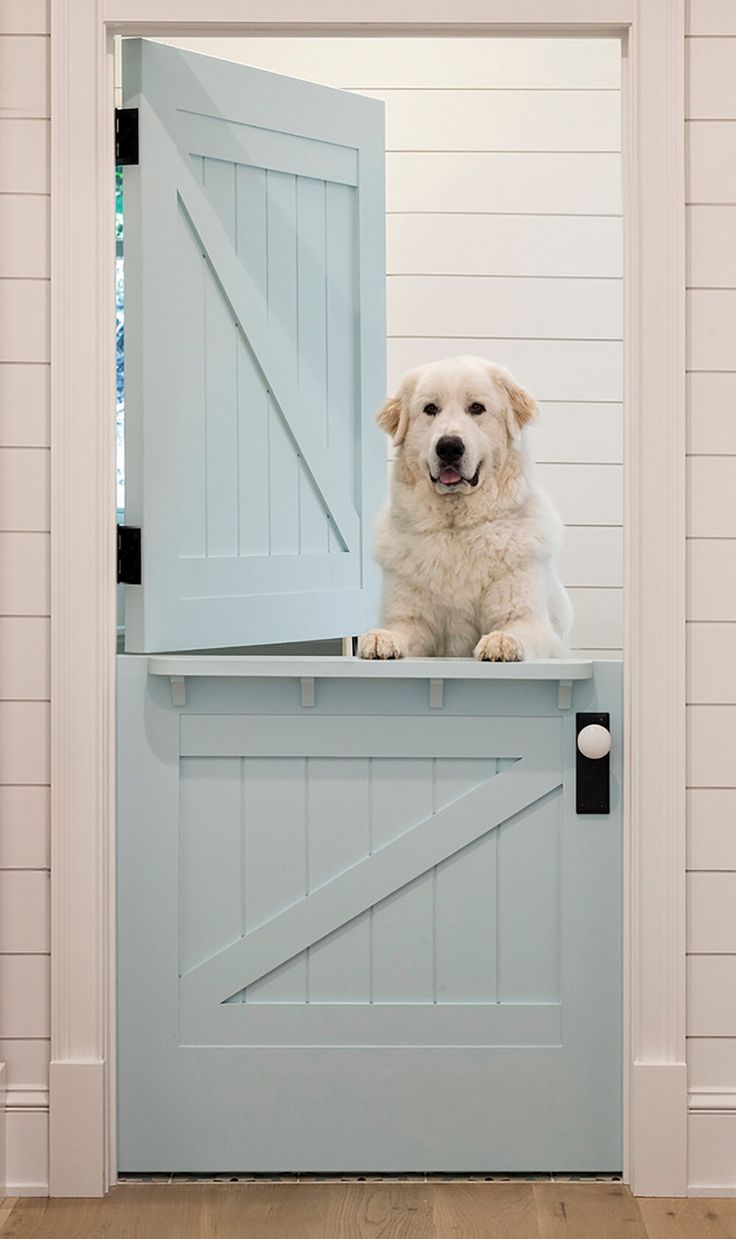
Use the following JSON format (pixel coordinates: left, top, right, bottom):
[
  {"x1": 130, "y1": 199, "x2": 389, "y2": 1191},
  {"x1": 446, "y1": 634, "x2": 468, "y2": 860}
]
[
  {"x1": 357, "y1": 629, "x2": 403, "y2": 660},
  {"x1": 474, "y1": 632, "x2": 524, "y2": 662}
]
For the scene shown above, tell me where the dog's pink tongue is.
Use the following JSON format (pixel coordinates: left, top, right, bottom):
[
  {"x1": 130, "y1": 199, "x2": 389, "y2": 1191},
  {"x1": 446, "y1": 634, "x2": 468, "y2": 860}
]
[{"x1": 440, "y1": 466, "x2": 462, "y2": 485}]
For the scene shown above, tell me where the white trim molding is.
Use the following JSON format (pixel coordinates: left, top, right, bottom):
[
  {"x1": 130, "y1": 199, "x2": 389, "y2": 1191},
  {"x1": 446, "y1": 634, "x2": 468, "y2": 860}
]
[
  {"x1": 49, "y1": 0, "x2": 687, "y2": 1197},
  {"x1": 622, "y1": 0, "x2": 687, "y2": 1198},
  {"x1": 0, "y1": 1062, "x2": 6, "y2": 1198}
]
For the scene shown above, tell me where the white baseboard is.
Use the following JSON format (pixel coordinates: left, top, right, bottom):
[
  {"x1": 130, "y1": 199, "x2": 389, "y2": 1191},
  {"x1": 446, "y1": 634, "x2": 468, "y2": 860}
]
[
  {"x1": 689, "y1": 1089, "x2": 736, "y2": 1113},
  {"x1": 0, "y1": 1062, "x2": 6, "y2": 1198},
  {"x1": 5, "y1": 1183, "x2": 49, "y2": 1197},
  {"x1": 630, "y1": 1061, "x2": 688, "y2": 1196},
  {"x1": 49, "y1": 1061, "x2": 106, "y2": 1197},
  {"x1": 689, "y1": 1186, "x2": 736, "y2": 1198}
]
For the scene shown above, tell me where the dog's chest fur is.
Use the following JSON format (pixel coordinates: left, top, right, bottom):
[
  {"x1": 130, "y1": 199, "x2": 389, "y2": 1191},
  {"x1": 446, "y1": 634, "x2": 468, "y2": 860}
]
[{"x1": 375, "y1": 508, "x2": 533, "y2": 653}]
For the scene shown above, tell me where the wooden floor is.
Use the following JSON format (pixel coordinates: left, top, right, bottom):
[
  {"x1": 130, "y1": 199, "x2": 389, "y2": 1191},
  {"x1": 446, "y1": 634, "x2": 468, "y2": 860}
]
[{"x1": 1, "y1": 1183, "x2": 735, "y2": 1238}]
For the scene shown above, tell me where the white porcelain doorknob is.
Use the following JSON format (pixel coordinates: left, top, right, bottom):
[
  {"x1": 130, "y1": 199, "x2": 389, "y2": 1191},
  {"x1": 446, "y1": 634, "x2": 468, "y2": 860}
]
[{"x1": 577, "y1": 723, "x2": 612, "y2": 760}]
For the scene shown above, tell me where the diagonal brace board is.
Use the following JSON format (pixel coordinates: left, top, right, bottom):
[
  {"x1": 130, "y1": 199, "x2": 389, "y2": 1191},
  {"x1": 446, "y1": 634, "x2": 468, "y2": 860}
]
[
  {"x1": 180, "y1": 759, "x2": 561, "y2": 1008},
  {"x1": 170, "y1": 139, "x2": 359, "y2": 553}
]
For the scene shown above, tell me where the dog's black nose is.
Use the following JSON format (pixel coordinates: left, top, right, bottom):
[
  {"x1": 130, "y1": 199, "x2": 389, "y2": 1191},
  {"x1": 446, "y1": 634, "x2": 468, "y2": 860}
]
[{"x1": 435, "y1": 435, "x2": 465, "y2": 463}]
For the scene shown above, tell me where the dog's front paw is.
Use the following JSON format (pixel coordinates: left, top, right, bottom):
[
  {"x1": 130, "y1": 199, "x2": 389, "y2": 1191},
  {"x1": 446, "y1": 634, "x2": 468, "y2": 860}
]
[
  {"x1": 474, "y1": 631, "x2": 524, "y2": 662},
  {"x1": 358, "y1": 628, "x2": 404, "y2": 660}
]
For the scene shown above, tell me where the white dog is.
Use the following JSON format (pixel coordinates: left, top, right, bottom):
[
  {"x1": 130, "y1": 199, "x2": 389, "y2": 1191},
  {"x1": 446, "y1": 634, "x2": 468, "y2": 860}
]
[{"x1": 358, "y1": 355, "x2": 572, "y2": 661}]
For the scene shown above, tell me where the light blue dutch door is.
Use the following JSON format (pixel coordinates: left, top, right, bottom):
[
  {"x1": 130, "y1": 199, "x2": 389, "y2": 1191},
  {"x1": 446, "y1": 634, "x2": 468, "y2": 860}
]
[{"x1": 117, "y1": 39, "x2": 622, "y2": 1174}]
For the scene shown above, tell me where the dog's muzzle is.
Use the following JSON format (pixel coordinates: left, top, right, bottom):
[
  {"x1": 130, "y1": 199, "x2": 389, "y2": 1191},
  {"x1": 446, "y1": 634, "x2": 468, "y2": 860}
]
[{"x1": 429, "y1": 464, "x2": 481, "y2": 489}]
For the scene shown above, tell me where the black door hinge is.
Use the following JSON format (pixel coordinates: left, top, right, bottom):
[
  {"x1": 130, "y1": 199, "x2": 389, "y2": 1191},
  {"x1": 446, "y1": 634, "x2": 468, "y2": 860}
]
[
  {"x1": 115, "y1": 107, "x2": 139, "y2": 165},
  {"x1": 117, "y1": 525, "x2": 141, "y2": 585}
]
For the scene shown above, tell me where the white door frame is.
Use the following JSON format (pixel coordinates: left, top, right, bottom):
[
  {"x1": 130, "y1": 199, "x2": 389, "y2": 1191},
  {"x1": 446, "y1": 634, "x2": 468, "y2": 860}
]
[{"x1": 49, "y1": 0, "x2": 686, "y2": 1197}]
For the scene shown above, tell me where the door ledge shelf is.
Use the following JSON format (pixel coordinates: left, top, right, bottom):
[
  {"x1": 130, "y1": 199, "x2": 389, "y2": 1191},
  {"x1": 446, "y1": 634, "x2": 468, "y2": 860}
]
[{"x1": 146, "y1": 656, "x2": 594, "y2": 710}]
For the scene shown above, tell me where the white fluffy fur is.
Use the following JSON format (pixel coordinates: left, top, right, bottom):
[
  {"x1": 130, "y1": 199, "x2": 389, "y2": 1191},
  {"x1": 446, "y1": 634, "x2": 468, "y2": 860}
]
[{"x1": 358, "y1": 355, "x2": 573, "y2": 661}]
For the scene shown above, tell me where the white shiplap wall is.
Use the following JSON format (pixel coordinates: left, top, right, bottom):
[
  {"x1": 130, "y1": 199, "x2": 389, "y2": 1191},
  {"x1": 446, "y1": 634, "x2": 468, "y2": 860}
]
[
  {"x1": 686, "y1": 1, "x2": 736, "y2": 1194},
  {"x1": 0, "y1": 0, "x2": 51, "y2": 1197},
  {"x1": 157, "y1": 37, "x2": 624, "y2": 656}
]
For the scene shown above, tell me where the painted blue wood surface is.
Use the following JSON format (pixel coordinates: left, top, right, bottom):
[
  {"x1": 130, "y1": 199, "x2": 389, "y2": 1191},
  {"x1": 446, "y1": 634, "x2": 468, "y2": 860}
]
[
  {"x1": 117, "y1": 658, "x2": 622, "y2": 1172},
  {"x1": 121, "y1": 40, "x2": 386, "y2": 652}
]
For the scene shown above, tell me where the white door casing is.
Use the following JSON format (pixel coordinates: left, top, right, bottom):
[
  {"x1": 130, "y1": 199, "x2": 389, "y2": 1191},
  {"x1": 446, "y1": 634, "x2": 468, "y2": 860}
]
[{"x1": 49, "y1": 0, "x2": 686, "y2": 1198}]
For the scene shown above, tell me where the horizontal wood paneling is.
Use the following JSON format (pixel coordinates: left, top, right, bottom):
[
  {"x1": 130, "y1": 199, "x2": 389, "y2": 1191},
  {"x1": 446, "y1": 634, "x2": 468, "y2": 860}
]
[
  {"x1": 387, "y1": 214, "x2": 623, "y2": 279},
  {"x1": 687, "y1": 121, "x2": 736, "y2": 204},
  {"x1": 688, "y1": 289, "x2": 736, "y2": 370},
  {"x1": 688, "y1": 872, "x2": 736, "y2": 952},
  {"x1": 688, "y1": 205, "x2": 736, "y2": 288},
  {"x1": 566, "y1": 587, "x2": 623, "y2": 650},
  {"x1": 688, "y1": 457, "x2": 736, "y2": 536},
  {"x1": 0, "y1": 1, "x2": 48, "y2": 34},
  {"x1": 363, "y1": 88, "x2": 621, "y2": 152},
  {"x1": 0, "y1": 195, "x2": 48, "y2": 278},
  {"x1": 0, "y1": 119, "x2": 49, "y2": 193},
  {"x1": 0, "y1": 786, "x2": 49, "y2": 869},
  {"x1": 688, "y1": 1, "x2": 736, "y2": 35},
  {"x1": 0, "y1": 36, "x2": 48, "y2": 119},
  {"x1": 0, "y1": 616, "x2": 49, "y2": 700},
  {"x1": 386, "y1": 152, "x2": 621, "y2": 215},
  {"x1": 689, "y1": 1038, "x2": 736, "y2": 1091},
  {"x1": 0, "y1": 954, "x2": 49, "y2": 1037},
  {"x1": 0, "y1": 280, "x2": 48, "y2": 363},
  {"x1": 0, "y1": 533, "x2": 49, "y2": 615},
  {"x1": 688, "y1": 956, "x2": 736, "y2": 1035},
  {"x1": 688, "y1": 541, "x2": 736, "y2": 619},
  {"x1": 688, "y1": 624, "x2": 736, "y2": 703},
  {"x1": 558, "y1": 527, "x2": 622, "y2": 588},
  {"x1": 687, "y1": 705, "x2": 736, "y2": 787},
  {"x1": 535, "y1": 463, "x2": 622, "y2": 526},
  {"x1": 388, "y1": 339, "x2": 623, "y2": 402},
  {"x1": 0, "y1": 1039, "x2": 49, "y2": 1090},
  {"x1": 688, "y1": 38, "x2": 736, "y2": 120},
  {"x1": 688, "y1": 789, "x2": 736, "y2": 870},
  {"x1": 531, "y1": 404, "x2": 622, "y2": 464},
  {"x1": 387, "y1": 275, "x2": 621, "y2": 340},
  {"x1": 686, "y1": 30, "x2": 736, "y2": 1134},
  {"x1": 0, "y1": 449, "x2": 49, "y2": 531},
  {"x1": 0, "y1": 702, "x2": 49, "y2": 784},
  {"x1": 161, "y1": 36, "x2": 622, "y2": 90},
  {"x1": 0, "y1": 870, "x2": 49, "y2": 953},
  {"x1": 0, "y1": 365, "x2": 49, "y2": 447},
  {"x1": 687, "y1": 373, "x2": 736, "y2": 455}
]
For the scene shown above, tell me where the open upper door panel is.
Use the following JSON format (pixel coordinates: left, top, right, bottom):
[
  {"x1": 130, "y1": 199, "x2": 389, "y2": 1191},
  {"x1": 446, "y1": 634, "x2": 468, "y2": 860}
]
[{"x1": 121, "y1": 39, "x2": 386, "y2": 652}]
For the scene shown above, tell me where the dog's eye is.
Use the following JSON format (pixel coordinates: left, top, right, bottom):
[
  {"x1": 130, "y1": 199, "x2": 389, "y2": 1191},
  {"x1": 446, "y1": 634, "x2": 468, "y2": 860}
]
[
  {"x1": 468, "y1": 402, "x2": 485, "y2": 415},
  {"x1": 423, "y1": 403, "x2": 439, "y2": 416}
]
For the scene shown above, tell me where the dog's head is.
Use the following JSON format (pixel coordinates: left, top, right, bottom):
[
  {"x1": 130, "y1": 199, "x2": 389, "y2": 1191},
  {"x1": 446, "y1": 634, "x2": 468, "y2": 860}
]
[{"x1": 377, "y1": 355, "x2": 537, "y2": 497}]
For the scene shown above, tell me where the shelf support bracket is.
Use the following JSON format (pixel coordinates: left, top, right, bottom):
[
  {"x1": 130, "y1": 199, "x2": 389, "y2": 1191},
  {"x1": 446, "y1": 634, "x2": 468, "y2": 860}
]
[
  {"x1": 429, "y1": 678, "x2": 444, "y2": 709},
  {"x1": 558, "y1": 679, "x2": 573, "y2": 711},
  {"x1": 170, "y1": 676, "x2": 186, "y2": 707}
]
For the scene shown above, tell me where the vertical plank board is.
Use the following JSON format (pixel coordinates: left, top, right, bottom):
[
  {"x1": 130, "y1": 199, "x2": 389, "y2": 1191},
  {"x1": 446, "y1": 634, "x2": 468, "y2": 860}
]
[
  {"x1": 176, "y1": 169, "x2": 206, "y2": 558},
  {"x1": 202, "y1": 158, "x2": 239, "y2": 557},
  {"x1": 235, "y1": 165, "x2": 270, "y2": 557},
  {"x1": 297, "y1": 176, "x2": 330, "y2": 554},
  {"x1": 307, "y1": 758, "x2": 370, "y2": 1001},
  {"x1": 370, "y1": 758, "x2": 435, "y2": 1003},
  {"x1": 434, "y1": 759, "x2": 498, "y2": 1003},
  {"x1": 265, "y1": 171, "x2": 300, "y2": 555},
  {"x1": 326, "y1": 182, "x2": 358, "y2": 539},
  {"x1": 202, "y1": 157, "x2": 235, "y2": 243},
  {"x1": 497, "y1": 791, "x2": 562, "y2": 1002},
  {"x1": 179, "y1": 757, "x2": 242, "y2": 974},
  {"x1": 242, "y1": 756, "x2": 307, "y2": 1002}
]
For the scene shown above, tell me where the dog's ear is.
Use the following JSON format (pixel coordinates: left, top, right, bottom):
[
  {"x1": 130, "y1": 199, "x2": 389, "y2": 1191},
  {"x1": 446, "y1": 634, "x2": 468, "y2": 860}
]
[
  {"x1": 495, "y1": 368, "x2": 538, "y2": 441},
  {"x1": 376, "y1": 393, "x2": 410, "y2": 446}
]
